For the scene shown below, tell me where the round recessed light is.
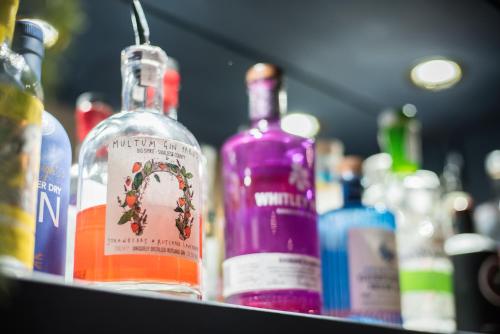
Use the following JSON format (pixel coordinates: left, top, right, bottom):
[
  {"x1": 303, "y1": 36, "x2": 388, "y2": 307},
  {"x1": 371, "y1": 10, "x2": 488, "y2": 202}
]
[
  {"x1": 281, "y1": 112, "x2": 320, "y2": 138},
  {"x1": 410, "y1": 57, "x2": 462, "y2": 91}
]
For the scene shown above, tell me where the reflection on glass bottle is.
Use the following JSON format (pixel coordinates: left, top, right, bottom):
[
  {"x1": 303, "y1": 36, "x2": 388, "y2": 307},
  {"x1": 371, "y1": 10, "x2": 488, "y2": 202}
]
[
  {"x1": 73, "y1": 6, "x2": 203, "y2": 297},
  {"x1": 0, "y1": 0, "x2": 44, "y2": 273},
  {"x1": 397, "y1": 171, "x2": 456, "y2": 333},
  {"x1": 221, "y1": 64, "x2": 321, "y2": 313},
  {"x1": 320, "y1": 156, "x2": 401, "y2": 324}
]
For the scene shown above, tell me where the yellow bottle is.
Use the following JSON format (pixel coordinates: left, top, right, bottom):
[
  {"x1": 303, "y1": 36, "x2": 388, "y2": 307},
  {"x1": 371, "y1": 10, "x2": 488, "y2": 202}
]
[{"x1": 0, "y1": 0, "x2": 44, "y2": 272}]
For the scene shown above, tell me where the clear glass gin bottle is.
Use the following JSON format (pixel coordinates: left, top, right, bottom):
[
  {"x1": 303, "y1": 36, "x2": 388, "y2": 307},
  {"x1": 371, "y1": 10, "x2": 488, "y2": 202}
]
[
  {"x1": 397, "y1": 171, "x2": 455, "y2": 332},
  {"x1": 74, "y1": 43, "x2": 203, "y2": 298}
]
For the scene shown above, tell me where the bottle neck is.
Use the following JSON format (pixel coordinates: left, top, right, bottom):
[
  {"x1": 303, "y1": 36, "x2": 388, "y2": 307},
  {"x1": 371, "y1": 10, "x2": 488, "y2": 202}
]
[
  {"x1": 0, "y1": 0, "x2": 18, "y2": 45},
  {"x1": 121, "y1": 45, "x2": 166, "y2": 113},
  {"x1": 379, "y1": 110, "x2": 421, "y2": 173},
  {"x1": 453, "y1": 209, "x2": 475, "y2": 234},
  {"x1": 341, "y1": 176, "x2": 363, "y2": 206},
  {"x1": 248, "y1": 78, "x2": 283, "y2": 124},
  {"x1": 492, "y1": 178, "x2": 500, "y2": 201},
  {"x1": 12, "y1": 21, "x2": 45, "y2": 83}
]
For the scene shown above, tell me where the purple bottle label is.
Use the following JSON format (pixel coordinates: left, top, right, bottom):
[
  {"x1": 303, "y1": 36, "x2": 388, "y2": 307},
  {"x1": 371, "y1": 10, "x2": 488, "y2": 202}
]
[{"x1": 223, "y1": 157, "x2": 320, "y2": 297}]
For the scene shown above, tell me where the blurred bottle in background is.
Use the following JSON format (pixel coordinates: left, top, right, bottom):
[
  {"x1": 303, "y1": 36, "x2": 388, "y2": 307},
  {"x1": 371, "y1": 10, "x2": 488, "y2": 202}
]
[
  {"x1": 396, "y1": 171, "x2": 455, "y2": 333},
  {"x1": 440, "y1": 152, "x2": 473, "y2": 239},
  {"x1": 445, "y1": 204, "x2": 500, "y2": 333},
  {"x1": 74, "y1": 92, "x2": 114, "y2": 156},
  {"x1": 0, "y1": 0, "x2": 44, "y2": 274},
  {"x1": 65, "y1": 92, "x2": 113, "y2": 280},
  {"x1": 376, "y1": 105, "x2": 457, "y2": 331},
  {"x1": 315, "y1": 139, "x2": 344, "y2": 214},
  {"x1": 475, "y1": 150, "x2": 500, "y2": 243},
  {"x1": 202, "y1": 144, "x2": 224, "y2": 301},
  {"x1": 378, "y1": 105, "x2": 421, "y2": 174},
  {"x1": 162, "y1": 57, "x2": 180, "y2": 120},
  {"x1": 362, "y1": 153, "x2": 392, "y2": 208},
  {"x1": 376, "y1": 105, "x2": 421, "y2": 215},
  {"x1": 12, "y1": 19, "x2": 72, "y2": 276},
  {"x1": 319, "y1": 156, "x2": 401, "y2": 324}
]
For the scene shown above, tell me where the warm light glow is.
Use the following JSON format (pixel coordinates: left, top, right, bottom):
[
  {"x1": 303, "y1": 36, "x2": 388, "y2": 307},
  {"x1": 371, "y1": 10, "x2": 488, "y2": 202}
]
[
  {"x1": 281, "y1": 113, "x2": 320, "y2": 138},
  {"x1": 411, "y1": 58, "x2": 462, "y2": 91},
  {"x1": 486, "y1": 150, "x2": 500, "y2": 180},
  {"x1": 453, "y1": 196, "x2": 469, "y2": 212}
]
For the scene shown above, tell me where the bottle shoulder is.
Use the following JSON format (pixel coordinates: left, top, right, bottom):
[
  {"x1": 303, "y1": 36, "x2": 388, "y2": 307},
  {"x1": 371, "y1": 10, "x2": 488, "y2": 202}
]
[
  {"x1": 322, "y1": 204, "x2": 394, "y2": 215},
  {"x1": 81, "y1": 110, "x2": 201, "y2": 154},
  {"x1": 221, "y1": 126, "x2": 314, "y2": 172},
  {"x1": 222, "y1": 126, "x2": 313, "y2": 153},
  {"x1": 320, "y1": 204, "x2": 396, "y2": 227},
  {"x1": 0, "y1": 45, "x2": 43, "y2": 100},
  {"x1": 41, "y1": 111, "x2": 71, "y2": 150}
]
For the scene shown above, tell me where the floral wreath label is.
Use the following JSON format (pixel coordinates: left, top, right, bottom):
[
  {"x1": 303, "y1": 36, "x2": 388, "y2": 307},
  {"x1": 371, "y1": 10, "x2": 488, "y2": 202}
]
[{"x1": 104, "y1": 136, "x2": 201, "y2": 261}]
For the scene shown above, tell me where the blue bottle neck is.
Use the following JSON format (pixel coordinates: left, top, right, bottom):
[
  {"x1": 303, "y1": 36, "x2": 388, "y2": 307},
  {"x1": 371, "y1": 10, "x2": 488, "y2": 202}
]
[{"x1": 341, "y1": 177, "x2": 363, "y2": 207}]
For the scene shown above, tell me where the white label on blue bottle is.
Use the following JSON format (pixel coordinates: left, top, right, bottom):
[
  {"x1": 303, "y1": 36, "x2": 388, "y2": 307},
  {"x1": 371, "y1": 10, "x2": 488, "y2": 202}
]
[
  {"x1": 348, "y1": 228, "x2": 401, "y2": 312},
  {"x1": 223, "y1": 253, "x2": 321, "y2": 298}
]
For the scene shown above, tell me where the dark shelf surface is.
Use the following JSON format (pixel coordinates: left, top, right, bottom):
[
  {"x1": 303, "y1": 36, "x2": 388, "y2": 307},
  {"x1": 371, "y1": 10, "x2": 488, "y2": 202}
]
[{"x1": 0, "y1": 275, "x2": 470, "y2": 334}]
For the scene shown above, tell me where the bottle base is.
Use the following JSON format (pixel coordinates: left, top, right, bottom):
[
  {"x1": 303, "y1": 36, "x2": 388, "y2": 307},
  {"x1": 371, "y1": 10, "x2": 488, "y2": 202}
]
[
  {"x1": 325, "y1": 309, "x2": 402, "y2": 325},
  {"x1": 0, "y1": 256, "x2": 31, "y2": 277},
  {"x1": 403, "y1": 319, "x2": 456, "y2": 333},
  {"x1": 226, "y1": 290, "x2": 321, "y2": 314},
  {"x1": 75, "y1": 280, "x2": 201, "y2": 300}
]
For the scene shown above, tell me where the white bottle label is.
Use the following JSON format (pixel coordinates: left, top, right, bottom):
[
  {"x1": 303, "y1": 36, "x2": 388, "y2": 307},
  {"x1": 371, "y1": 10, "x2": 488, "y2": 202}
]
[
  {"x1": 223, "y1": 253, "x2": 321, "y2": 298},
  {"x1": 105, "y1": 136, "x2": 201, "y2": 261},
  {"x1": 348, "y1": 228, "x2": 401, "y2": 312}
]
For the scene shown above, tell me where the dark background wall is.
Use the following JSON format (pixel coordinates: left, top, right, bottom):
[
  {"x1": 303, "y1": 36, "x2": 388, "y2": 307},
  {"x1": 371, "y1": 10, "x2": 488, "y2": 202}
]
[{"x1": 21, "y1": 0, "x2": 500, "y2": 205}]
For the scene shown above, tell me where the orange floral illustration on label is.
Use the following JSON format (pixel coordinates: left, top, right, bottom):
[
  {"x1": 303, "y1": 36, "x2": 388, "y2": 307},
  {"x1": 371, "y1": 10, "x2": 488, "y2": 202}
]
[{"x1": 116, "y1": 159, "x2": 195, "y2": 240}]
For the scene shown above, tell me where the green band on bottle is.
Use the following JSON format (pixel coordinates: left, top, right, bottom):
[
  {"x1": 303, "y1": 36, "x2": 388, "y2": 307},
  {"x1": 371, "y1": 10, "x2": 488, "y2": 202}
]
[{"x1": 399, "y1": 270, "x2": 453, "y2": 293}]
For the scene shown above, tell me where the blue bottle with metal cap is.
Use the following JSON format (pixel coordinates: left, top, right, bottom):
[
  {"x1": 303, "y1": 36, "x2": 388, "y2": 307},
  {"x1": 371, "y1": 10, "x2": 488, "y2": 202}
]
[{"x1": 13, "y1": 20, "x2": 71, "y2": 275}]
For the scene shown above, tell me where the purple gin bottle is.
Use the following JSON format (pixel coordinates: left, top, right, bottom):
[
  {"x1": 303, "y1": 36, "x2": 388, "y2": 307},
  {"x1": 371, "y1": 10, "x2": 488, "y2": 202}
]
[{"x1": 221, "y1": 64, "x2": 321, "y2": 314}]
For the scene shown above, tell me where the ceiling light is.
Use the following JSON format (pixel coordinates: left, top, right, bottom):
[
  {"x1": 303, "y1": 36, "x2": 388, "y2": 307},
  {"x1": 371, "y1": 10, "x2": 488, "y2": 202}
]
[
  {"x1": 281, "y1": 113, "x2": 320, "y2": 138},
  {"x1": 410, "y1": 57, "x2": 462, "y2": 91}
]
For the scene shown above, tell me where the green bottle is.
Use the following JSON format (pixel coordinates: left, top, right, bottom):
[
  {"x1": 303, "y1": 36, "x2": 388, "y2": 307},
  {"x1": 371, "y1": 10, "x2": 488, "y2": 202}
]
[
  {"x1": 378, "y1": 106, "x2": 421, "y2": 173},
  {"x1": 0, "y1": 0, "x2": 44, "y2": 272}
]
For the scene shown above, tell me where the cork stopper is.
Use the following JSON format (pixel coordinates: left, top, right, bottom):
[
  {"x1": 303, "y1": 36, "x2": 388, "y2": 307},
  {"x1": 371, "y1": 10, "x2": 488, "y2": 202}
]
[
  {"x1": 338, "y1": 156, "x2": 363, "y2": 177},
  {"x1": 246, "y1": 63, "x2": 282, "y2": 84}
]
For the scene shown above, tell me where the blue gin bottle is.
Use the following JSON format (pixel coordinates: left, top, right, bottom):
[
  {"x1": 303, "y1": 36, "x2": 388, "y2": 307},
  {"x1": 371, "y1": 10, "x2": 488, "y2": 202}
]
[
  {"x1": 319, "y1": 156, "x2": 401, "y2": 324},
  {"x1": 13, "y1": 20, "x2": 72, "y2": 275},
  {"x1": 35, "y1": 111, "x2": 71, "y2": 275}
]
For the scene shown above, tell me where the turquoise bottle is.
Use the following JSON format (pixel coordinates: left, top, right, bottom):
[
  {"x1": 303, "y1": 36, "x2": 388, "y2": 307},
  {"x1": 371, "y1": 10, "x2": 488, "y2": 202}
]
[{"x1": 319, "y1": 156, "x2": 401, "y2": 323}]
